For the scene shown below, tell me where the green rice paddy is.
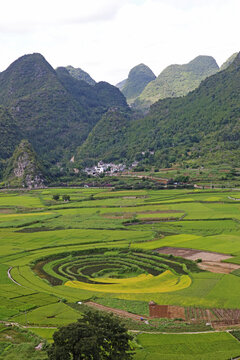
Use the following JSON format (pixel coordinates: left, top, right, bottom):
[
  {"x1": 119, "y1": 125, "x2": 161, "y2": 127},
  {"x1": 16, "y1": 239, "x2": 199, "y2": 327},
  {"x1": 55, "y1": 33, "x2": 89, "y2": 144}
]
[
  {"x1": 1, "y1": 187, "x2": 240, "y2": 358},
  {"x1": 134, "y1": 332, "x2": 240, "y2": 360}
]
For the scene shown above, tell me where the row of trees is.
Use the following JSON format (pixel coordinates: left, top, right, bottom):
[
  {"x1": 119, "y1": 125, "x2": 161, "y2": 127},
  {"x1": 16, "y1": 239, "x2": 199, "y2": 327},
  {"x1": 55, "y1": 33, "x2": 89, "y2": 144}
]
[{"x1": 52, "y1": 194, "x2": 70, "y2": 201}]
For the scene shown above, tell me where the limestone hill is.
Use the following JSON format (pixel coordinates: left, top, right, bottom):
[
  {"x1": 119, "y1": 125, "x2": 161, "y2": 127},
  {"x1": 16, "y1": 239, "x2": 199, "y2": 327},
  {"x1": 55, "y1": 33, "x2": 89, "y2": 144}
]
[
  {"x1": 4, "y1": 140, "x2": 46, "y2": 188},
  {"x1": 133, "y1": 55, "x2": 219, "y2": 111}
]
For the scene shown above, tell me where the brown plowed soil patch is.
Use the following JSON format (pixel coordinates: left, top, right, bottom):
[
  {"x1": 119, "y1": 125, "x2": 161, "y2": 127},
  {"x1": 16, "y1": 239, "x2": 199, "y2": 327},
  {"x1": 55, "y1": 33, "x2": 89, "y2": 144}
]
[
  {"x1": 0, "y1": 209, "x2": 15, "y2": 214},
  {"x1": 185, "y1": 306, "x2": 240, "y2": 326},
  {"x1": 156, "y1": 247, "x2": 240, "y2": 274},
  {"x1": 140, "y1": 210, "x2": 183, "y2": 214},
  {"x1": 198, "y1": 261, "x2": 240, "y2": 274},
  {"x1": 84, "y1": 301, "x2": 147, "y2": 321},
  {"x1": 103, "y1": 214, "x2": 132, "y2": 219},
  {"x1": 122, "y1": 196, "x2": 137, "y2": 199},
  {"x1": 156, "y1": 247, "x2": 233, "y2": 261},
  {"x1": 139, "y1": 217, "x2": 179, "y2": 221}
]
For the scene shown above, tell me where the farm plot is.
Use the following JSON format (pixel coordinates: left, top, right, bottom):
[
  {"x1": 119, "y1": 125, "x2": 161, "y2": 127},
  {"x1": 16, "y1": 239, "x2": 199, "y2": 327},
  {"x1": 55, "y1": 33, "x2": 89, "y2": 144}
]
[
  {"x1": 13, "y1": 302, "x2": 81, "y2": 326},
  {"x1": 155, "y1": 247, "x2": 240, "y2": 273},
  {"x1": 185, "y1": 306, "x2": 240, "y2": 325},
  {"x1": 1, "y1": 187, "x2": 240, "y2": 330},
  {"x1": 135, "y1": 332, "x2": 240, "y2": 360},
  {"x1": 0, "y1": 192, "x2": 43, "y2": 208},
  {"x1": 0, "y1": 325, "x2": 47, "y2": 359},
  {"x1": 155, "y1": 247, "x2": 233, "y2": 262},
  {"x1": 0, "y1": 212, "x2": 58, "y2": 228},
  {"x1": 27, "y1": 327, "x2": 55, "y2": 343}
]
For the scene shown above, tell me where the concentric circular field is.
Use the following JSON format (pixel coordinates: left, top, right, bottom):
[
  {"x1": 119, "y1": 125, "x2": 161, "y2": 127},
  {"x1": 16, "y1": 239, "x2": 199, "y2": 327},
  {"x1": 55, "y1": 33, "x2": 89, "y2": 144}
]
[{"x1": 33, "y1": 248, "x2": 192, "y2": 294}]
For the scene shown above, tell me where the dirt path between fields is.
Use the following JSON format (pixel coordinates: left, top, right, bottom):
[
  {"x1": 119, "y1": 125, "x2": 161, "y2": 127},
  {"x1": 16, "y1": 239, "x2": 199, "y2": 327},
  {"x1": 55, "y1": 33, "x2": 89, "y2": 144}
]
[
  {"x1": 0, "y1": 320, "x2": 57, "y2": 329},
  {"x1": 84, "y1": 301, "x2": 148, "y2": 321},
  {"x1": 7, "y1": 267, "x2": 22, "y2": 286},
  {"x1": 228, "y1": 196, "x2": 240, "y2": 201},
  {"x1": 2, "y1": 320, "x2": 240, "y2": 337},
  {"x1": 155, "y1": 247, "x2": 240, "y2": 274}
]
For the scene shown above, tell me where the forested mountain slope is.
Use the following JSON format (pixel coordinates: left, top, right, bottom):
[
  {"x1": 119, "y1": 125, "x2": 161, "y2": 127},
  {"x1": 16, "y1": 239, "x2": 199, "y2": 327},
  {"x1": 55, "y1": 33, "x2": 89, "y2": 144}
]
[
  {"x1": 76, "y1": 108, "x2": 132, "y2": 165},
  {"x1": 119, "y1": 64, "x2": 156, "y2": 104},
  {"x1": 65, "y1": 65, "x2": 96, "y2": 85},
  {"x1": 0, "y1": 53, "x2": 128, "y2": 166},
  {"x1": 133, "y1": 56, "x2": 219, "y2": 111},
  {"x1": 77, "y1": 52, "x2": 240, "y2": 168},
  {"x1": 0, "y1": 106, "x2": 22, "y2": 160}
]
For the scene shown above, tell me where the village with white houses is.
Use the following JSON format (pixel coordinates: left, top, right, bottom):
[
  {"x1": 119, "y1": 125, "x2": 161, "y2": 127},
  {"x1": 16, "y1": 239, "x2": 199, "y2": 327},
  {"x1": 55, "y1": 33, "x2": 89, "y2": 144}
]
[
  {"x1": 70, "y1": 150, "x2": 155, "y2": 177},
  {"x1": 84, "y1": 161, "x2": 128, "y2": 176}
]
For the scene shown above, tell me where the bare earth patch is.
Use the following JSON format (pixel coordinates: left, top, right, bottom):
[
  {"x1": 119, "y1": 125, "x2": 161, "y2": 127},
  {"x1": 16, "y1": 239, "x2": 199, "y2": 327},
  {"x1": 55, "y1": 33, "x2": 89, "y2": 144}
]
[
  {"x1": 198, "y1": 261, "x2": 240, "y2": 274},
  {"x1": 156, "y1": 247, "x2": 232, "y2": 261},
  {"x1": 0, "y1": 208, "x2": 15, "y2": 214},
  {"x1": 138, "y1": 217, "x2": 180, "y2": 222},
  {"x1": 156, "y1": 247, "x2": 240, "y2": 274},
  {"x1": 102, "y1": 213, "x2": 132, "y2": 219},
  {"x1": 139, "y1": 210, "x2": 184, "y2": 214}
]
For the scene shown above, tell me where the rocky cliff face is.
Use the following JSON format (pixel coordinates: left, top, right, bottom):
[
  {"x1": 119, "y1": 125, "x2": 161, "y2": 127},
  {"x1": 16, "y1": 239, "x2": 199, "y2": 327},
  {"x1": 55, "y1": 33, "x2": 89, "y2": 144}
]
[
  {"x1": 13, "y1": 152, "x2": 45, "y2": 188},
  {"x1": 4, "y1": 140, "x2": 46, "y2": 188}
]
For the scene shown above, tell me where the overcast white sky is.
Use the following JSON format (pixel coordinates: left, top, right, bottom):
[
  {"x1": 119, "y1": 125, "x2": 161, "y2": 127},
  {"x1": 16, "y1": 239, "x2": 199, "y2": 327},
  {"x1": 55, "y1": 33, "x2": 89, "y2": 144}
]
[{"x1": 0, "y1": 0, "x2": 239, "y2": 84}]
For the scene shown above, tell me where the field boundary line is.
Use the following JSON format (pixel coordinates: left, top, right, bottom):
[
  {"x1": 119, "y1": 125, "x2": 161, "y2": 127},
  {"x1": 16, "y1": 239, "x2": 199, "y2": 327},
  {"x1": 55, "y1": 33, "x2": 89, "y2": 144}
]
[
  {"x1": 129, "y1": 329, "x2": 227, "y2": 334},
  {"x1": 0, "y1": 320, "x2": 57, "y2": 329},
  {"x1": 228, "y1": 196, "x2": 240, "y2": 201},
  {"x1": 1, "y1": 319, "x2": 238, "y2": 335}
]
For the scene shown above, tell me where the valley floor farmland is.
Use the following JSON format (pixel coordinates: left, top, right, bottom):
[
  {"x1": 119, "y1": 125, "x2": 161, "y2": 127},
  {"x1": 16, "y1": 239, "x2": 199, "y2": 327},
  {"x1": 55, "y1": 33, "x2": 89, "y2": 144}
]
[{"x1": 1, "y1": 188, "x2": 240, "y2": 358}]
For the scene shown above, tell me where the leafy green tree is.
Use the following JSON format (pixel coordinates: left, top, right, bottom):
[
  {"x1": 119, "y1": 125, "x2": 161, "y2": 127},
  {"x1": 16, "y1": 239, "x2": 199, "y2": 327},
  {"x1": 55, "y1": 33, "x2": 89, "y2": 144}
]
[
  {"x1": 174, "y1": 175, "x2": 189, "y2": 183},
  {"x1": 62, "y1": 194, "x2": 70, "y2": 201},
  {"x1": 52, "y1": 194, "x2": 60, "y2": 201},
  {"x1": 47, "y1": 311, "x2": 134, "y2": 360}
]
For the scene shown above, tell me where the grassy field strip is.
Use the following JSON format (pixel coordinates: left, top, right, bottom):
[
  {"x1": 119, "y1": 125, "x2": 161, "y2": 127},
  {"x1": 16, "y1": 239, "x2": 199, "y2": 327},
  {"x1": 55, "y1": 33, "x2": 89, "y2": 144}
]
[
  {"x1": 13, "y1": 302, "x2": 82, "y2": 326},
  {"x1": 0, "y1": 194, "x2": 43, "y2": 208},
  {"x1": 134, "y1": 332, "x2": 240, "y2": 360},
  {"x1": 27, "y1": 327, "x2": 56, "y2": 342},
  {"x1": 0, "y1": 228, "x2": 153, "y2": 258},
  {"x1": 132, "y1": 234, "x2": 202, "y2": 251},
  {"x1": 133, "y1": 232, "x2": 240, "y2": 255},
  {"x1": 3, "y1": 241, "x2": 129, "y2": 268}
]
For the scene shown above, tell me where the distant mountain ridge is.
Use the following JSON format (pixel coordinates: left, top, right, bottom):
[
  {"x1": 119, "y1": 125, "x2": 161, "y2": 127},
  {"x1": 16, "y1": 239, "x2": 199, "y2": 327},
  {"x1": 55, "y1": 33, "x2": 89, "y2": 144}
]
[
  {"x1": 64, "y1": 65, "x2": 96, "y2": 85},
  {"x1": 133, "y1": 55, "x2": 219, "y2": 110},
  {"x1": 219, "y1": 53, "x2": 238, "y2": 71},
  {"x1": 116, "y1": 79, "x2": 126, "y2": 91},
  {"x1": 119, "y1": 64, "x2": 156, "y2": 104}
]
